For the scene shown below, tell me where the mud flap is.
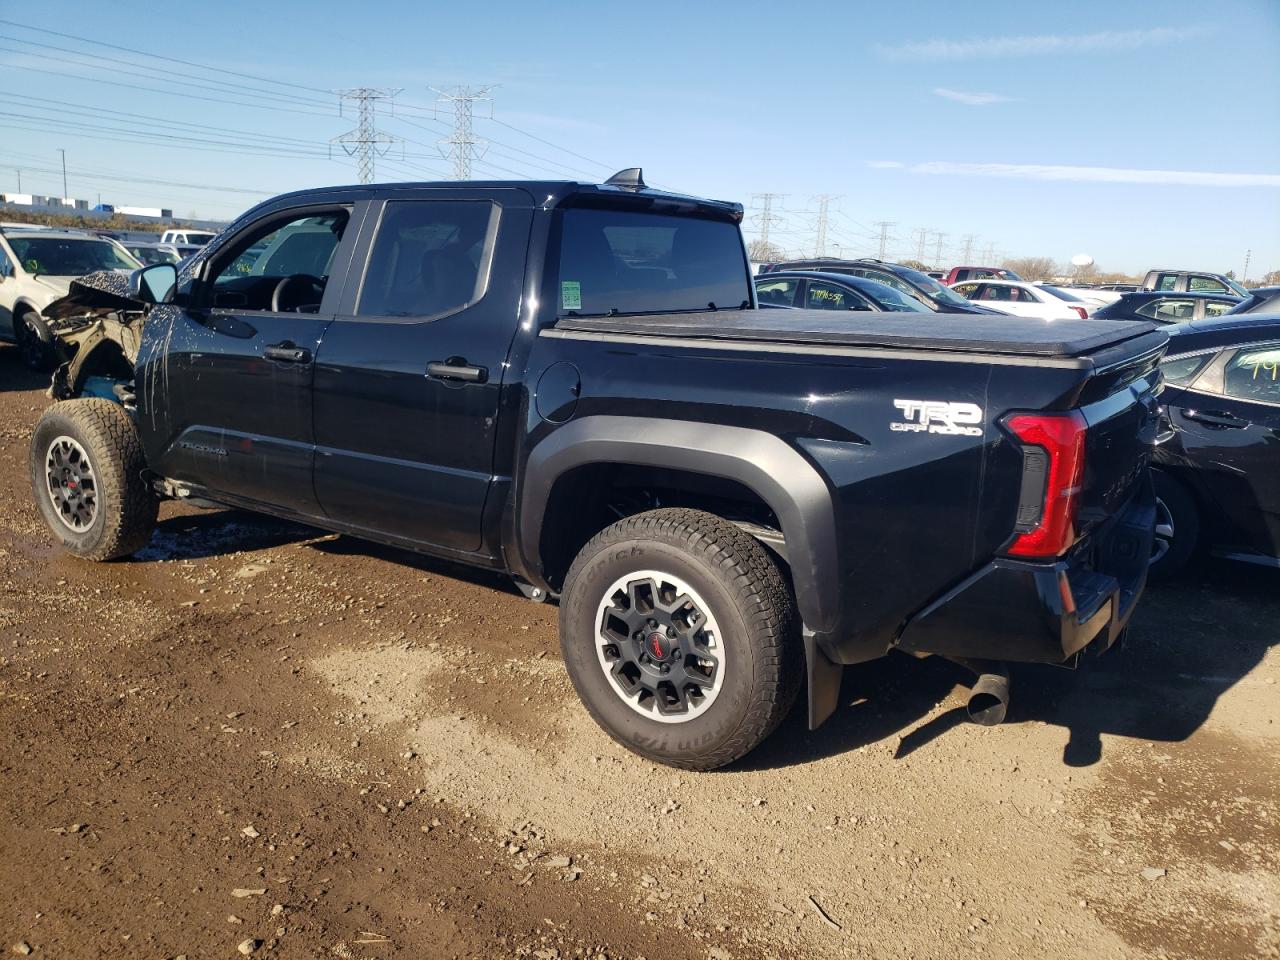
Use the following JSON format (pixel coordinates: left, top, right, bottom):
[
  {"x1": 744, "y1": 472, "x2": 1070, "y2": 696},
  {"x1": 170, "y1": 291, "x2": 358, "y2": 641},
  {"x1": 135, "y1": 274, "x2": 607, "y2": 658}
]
[{"x1": 804, "y1": 628, "x2": 843, "y2": 729}]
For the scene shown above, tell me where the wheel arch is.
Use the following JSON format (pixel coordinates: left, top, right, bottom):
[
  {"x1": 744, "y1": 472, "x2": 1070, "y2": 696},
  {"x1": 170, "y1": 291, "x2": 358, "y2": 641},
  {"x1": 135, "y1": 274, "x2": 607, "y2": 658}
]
[{"x1": 518, "y1": 416, "x2": 840, "y2": 635}]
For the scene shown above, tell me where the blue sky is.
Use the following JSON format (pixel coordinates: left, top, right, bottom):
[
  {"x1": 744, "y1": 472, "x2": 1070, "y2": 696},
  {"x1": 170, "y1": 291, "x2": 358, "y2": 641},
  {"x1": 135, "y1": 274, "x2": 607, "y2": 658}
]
[{"x1": 1, "y1": 0, "x2": 1277, "y2": 275}]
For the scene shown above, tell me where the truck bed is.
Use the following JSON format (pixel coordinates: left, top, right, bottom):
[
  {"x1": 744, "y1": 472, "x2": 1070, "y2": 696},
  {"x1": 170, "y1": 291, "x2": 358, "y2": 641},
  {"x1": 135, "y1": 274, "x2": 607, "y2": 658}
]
[{"x1": 554, "y1": 309, "x2": 1159, "y2": 359}]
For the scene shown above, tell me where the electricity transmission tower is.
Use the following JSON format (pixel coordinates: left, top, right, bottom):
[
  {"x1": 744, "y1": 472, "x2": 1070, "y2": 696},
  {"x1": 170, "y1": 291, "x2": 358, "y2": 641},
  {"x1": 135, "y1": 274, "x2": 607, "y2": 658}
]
[
  {"x1": 962, "y1": 234, "x2": 977, "y2": 261},
  {"x1": 982, "y1": 242, "x2": 997, "y2": 262},
  {"x1": 750, "y1": 193, "x2": 786, "y2": 249},
  {"x1": 1242, "y1": 249, "x2": 1252, "y2": 282},
  {"x1": 331, "y1": 88, "x2": 402, "y2": 184},
  {"x1": 912, "y1": 227, "x2": 929, "y2": 262},
  {"x1": 873, "y1": 221, "x2": 896, "y2": 260},
  {"x1": 812, "y1": 194, "x2": 840, "y2": 257},
  {"x1": 433, "y1": 85, "x2": 494, "y2": 179},
  {"x1": 933, "y1": 231, "x2": 948, "y2": 264}
]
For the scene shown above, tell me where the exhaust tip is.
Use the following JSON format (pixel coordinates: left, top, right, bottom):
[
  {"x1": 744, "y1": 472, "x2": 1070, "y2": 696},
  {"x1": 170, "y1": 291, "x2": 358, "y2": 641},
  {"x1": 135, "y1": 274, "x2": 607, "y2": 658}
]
[{"x1": 966, "y1": 673, "x2": 1010, "y2": 726}]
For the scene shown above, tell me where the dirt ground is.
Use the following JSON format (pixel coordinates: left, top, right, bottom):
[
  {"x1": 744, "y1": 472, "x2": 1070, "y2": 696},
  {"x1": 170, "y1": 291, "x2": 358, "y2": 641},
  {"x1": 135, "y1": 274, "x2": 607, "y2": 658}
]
[{"x1": 0, "y1": 347, "x2": 1276, "y2": 960}]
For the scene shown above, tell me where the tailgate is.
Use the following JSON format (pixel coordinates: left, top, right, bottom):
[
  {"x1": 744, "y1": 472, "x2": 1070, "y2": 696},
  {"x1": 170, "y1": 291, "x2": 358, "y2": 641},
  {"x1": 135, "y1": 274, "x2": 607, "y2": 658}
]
[{"x1": 1075, "y1": 332, "x2": 1166, "y2": 533}]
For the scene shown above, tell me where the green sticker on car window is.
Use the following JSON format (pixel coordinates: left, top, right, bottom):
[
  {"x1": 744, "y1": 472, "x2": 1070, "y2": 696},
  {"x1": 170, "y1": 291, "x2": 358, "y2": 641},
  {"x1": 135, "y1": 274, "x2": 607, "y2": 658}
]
[{"x1": 561, "y1": 280, "x2": 582, "y2": 311}]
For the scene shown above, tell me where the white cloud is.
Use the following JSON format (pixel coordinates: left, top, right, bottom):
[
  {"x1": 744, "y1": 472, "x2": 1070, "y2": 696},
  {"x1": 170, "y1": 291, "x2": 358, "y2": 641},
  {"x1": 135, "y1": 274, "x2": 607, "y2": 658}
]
[
  {"x1": 932, "y1": 88, "x2": 1016, "y2": 106},
  {"x1": 869, "y1": 160, "x2": 1280, "y2": 188},
  {"x1": 880, "y1": 26, "x2": 1207, "y2": 61}
]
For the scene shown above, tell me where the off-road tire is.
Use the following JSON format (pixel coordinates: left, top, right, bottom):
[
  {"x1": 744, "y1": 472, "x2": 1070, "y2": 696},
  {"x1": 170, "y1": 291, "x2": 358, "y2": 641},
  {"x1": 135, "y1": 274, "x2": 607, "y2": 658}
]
[
  {"x1": 16, "y1": 308, "x2": 52, "y2": 372},
  {"x1": 30, "y1": 399, "x2": 158, "y2": 560},
  {"x1": 1150, "y1": 470, "x2": 1200, "y2": 582},
  {"x1": 559, "y1": 508, "x2": 802, "y2": 770}
]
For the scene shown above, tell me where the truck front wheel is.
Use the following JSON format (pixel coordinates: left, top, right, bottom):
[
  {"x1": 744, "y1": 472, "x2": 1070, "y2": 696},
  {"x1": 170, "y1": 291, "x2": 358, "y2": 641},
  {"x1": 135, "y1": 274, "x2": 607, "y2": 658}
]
[
  {"x1": 559, "y1": 508, "x2": 802, "y2": 770},
  {"x1": 30, "y1": 399, "x2": 158, "y2": 560}
]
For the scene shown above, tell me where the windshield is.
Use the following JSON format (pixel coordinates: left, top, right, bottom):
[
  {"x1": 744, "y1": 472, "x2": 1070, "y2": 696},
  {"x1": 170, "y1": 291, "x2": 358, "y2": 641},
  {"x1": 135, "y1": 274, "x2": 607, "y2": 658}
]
[
  {"x1": 899, "y1": 266, "x2": 969, "y2": 306},
  {"x1": 8, "y1": 236, "x2": 140, "y2": 275},
  {"x1": 558, "y1": 208, "x2": 750, "y2": 316},
  {"x1": 1227, "y1": 278, "x2": 1249, "y2": 297},
  {"x1": 1040, "y1": 285, "x2": 1084, "y2": 302},
  {"x1": 862, "y1": 281, "x2": 931, "y2": 312}
]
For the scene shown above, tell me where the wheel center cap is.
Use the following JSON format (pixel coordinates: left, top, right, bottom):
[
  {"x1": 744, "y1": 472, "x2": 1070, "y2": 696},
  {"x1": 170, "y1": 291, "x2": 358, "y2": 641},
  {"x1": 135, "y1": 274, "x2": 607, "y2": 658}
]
[{"x1": 646, "y1": 631, "x2": 673, "y2": 662}]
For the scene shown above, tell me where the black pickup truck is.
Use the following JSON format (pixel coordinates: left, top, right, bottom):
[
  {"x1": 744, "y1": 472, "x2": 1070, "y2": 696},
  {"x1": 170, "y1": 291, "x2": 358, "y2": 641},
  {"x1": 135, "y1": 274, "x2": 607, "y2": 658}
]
[{"x1": 32, "y1": 170, "x2": 1167, "y2": 769}]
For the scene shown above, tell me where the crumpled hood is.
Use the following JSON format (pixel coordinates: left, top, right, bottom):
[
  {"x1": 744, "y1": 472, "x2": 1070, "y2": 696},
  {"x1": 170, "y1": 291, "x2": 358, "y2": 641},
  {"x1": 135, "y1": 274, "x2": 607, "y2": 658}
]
[{"x1": 41, "y1": 270, "x2": 146, "y2": 321}]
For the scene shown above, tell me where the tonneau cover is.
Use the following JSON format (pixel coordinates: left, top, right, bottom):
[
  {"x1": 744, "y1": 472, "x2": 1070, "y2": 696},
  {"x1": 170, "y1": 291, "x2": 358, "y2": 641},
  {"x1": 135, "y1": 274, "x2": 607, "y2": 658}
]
[{"x1": 555, "y1": 309, "x2": 1161, "y2": 358}]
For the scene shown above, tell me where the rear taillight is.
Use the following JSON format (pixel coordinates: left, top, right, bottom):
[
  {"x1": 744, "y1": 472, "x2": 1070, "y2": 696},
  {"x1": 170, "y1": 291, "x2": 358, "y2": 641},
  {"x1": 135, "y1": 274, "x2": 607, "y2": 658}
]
[
  {"x1": 1004, "y1": 411, "x2": 1088, "y2": 558},
  {"x1": 1070, "y1": 306, "x2": 1089, "y2": 320}
]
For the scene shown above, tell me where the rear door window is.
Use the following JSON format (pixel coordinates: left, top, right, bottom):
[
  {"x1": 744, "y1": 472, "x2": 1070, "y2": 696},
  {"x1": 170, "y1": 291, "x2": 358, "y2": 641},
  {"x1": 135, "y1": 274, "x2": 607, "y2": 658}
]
[
  {"x1": 558, "y1": 208, "x2": 749, "y2": 316},
  {"x1": 1224, "y1": 345, "x2": 1280, "y2": 404},
  {"x1": 805, "y1": 281, "x2": 870, "y2": 311},
  {"x1": 754, "y1": 277, "x2": 799, "y2": 307},
  {"x1": 1160, "y1": 353, "x2": 1213, "y2": 385},
  {"x1": 1203, "y1": 299, "x2": 1235, "y2": 318},
  {"x1": 358, "y1": 200, "x2": 497, "y2": 319},
  {"x1": 1156, "y1": 273, "x2": 1180, "y2": 291}
]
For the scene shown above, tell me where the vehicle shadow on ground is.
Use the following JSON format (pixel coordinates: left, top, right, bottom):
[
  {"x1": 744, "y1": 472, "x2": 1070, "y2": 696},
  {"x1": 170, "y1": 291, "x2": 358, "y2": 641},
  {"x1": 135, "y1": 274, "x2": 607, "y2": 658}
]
[
  {"x1": 136, "y1": 509, "x2": 322, "y2": 561},
  {"x1": 139, "y1": 510, "x2": 522, "y2": 598},
  {"x1": 740, "y1": 559, "x2": 1279, "y2": 772},
  {"x1": 0, "y1": 348, "x2": 52, "y2": 393}
]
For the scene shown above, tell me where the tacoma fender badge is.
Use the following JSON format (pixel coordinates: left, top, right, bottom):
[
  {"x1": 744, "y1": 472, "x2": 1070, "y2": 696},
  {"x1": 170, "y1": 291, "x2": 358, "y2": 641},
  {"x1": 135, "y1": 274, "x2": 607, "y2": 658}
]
[{"x1": 891, "y1": 399, "x2": 984, "y2": 437}]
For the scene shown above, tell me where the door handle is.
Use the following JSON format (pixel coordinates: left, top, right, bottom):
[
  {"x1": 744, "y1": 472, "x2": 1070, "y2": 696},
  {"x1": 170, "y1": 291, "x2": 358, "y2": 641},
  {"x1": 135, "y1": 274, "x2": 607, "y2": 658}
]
[
  {"x1": 427, "y1": 359, "x2": 488, "y2": 384},
  {"x1": 264, "y1": 342, "x2": 311, "y2": 364},
  {"x1": 1183, "y1": 409, "x2": 1250, "y2": 429}
]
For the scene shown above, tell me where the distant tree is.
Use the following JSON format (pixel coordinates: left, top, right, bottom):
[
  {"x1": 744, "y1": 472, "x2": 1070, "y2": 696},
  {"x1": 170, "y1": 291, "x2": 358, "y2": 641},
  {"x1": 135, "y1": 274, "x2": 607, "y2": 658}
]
[
  {"x1": 1225, "y1": 270, "x2": 1237, "y2": 280},
  {"x1": 748, "y1": 239, "x2": 786, "y2": 263},
  {"x1": 1260, "y1": 269, "x2": 1280, "y2": 286},
  {"x1": 1001, "y1": 256, "x2": 1058, "y2": 281}
]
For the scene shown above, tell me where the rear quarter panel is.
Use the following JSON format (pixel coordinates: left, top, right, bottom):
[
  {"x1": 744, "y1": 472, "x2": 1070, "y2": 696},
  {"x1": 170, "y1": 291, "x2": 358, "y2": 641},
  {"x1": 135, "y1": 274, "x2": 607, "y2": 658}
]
[{"x1": 523, "y1": 333, "x2": 1091, "y2": 661}]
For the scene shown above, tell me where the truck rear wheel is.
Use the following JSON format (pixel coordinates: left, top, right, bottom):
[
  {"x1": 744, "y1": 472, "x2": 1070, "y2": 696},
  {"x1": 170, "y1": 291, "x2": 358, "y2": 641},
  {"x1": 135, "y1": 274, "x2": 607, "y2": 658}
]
[
  {"x1": 559, "y1": 508, "x2": 802, "y2": 770},
  {"x1": 30, "y1": 399, "x2": 158, "y2": 560}
]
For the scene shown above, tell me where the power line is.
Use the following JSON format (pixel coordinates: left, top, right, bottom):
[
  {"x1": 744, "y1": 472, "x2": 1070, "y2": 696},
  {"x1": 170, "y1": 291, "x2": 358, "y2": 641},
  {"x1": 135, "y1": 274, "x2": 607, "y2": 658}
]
[
  {"x1": 0, "y1": 19, "x2": 331, "y2": 99},
  {"x1": 432, "y1": 86, "x2": 494, "y2": 180},
  {"x1": 330, "y1": 89, "x2": 402, "y2": 184}
]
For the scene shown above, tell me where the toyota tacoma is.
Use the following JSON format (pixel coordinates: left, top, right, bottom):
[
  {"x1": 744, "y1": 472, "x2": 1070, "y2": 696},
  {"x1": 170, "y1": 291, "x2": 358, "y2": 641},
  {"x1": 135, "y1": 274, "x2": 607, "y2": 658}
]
[{"x1": 31, "y1": 170, "x2": 1166, "y2": 769}]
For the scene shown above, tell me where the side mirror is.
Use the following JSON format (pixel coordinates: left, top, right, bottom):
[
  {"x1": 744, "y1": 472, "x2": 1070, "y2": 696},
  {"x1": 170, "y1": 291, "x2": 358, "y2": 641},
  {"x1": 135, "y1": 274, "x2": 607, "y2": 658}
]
[{"x1": 130, "y1": 262, "x2": 178, "y2": 305}]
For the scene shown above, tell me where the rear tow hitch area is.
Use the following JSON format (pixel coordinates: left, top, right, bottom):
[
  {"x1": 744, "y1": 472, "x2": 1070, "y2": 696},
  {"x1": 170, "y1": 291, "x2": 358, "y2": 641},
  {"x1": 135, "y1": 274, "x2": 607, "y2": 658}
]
[{"x1": 946, "y1": 658, "x2": 1011, "y2": 726}]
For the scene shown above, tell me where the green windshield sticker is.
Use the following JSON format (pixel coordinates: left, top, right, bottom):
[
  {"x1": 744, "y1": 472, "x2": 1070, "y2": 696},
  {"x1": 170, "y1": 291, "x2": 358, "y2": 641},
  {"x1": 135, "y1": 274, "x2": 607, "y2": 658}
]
[{"x1": 560, "y1": 280, "x2": 582, "y2": 311}]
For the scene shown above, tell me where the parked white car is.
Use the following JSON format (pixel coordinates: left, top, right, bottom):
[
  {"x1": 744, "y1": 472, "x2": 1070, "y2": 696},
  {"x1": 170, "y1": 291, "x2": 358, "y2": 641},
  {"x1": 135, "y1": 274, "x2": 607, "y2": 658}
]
[
  {"x1": 0, "y1": 228, "x2": 141, "y2": 369},
  {"x1": 159, "y1": 229, "x2": 216, "y2": 247},
  {"x1": 950, "y1": 279, "x2": 1098, "y2": 320}
]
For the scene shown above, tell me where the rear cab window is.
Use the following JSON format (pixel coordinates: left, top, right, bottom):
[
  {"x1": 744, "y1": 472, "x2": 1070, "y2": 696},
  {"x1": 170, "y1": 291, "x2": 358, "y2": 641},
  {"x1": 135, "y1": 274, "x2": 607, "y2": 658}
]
[{"x1": 557, "y1": 208, "x2": 750, "y2": 316}]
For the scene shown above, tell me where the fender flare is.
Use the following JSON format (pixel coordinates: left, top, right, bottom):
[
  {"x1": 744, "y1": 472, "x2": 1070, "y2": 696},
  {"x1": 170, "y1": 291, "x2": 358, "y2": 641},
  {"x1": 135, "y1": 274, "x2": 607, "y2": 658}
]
[{"x1": 519, "y1": 415, "x2": 840, "y2": 635}]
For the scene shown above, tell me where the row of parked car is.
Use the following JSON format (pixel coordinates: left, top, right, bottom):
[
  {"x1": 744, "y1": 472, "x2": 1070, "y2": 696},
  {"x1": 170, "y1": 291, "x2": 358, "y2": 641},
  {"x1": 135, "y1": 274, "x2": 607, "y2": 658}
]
[
  {"x1": 755, "y1": 255, "x2": 1280, "y2": 580},
  {"x1": 0, "y1": 224, "x2": 216, "y2": 370}
]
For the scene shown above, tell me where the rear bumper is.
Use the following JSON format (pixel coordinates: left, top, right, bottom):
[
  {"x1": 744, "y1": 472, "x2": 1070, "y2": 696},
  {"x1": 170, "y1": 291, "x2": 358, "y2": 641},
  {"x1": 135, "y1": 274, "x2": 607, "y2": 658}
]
[{"x1": 895, "y1": 481, "x2": 1154, "y2": 665}]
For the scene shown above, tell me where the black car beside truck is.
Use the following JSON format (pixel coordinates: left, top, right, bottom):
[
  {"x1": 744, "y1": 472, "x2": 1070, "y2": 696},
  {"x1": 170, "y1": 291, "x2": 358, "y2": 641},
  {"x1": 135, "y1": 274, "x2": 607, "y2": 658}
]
[
  {"x1": 1150, "y1": 316, "x2": 1280, "y2": 577},
  {"x1": 33, "y1": 171, "x2": 1166, "y2": 769},
  {"x1": 758, "y1": 257, "x2": 1004, "y2": 314}
]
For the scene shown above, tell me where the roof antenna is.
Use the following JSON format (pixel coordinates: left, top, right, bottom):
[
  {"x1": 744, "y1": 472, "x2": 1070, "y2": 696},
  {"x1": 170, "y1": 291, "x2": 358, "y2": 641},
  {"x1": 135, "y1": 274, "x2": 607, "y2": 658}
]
[{"x1": 604, "y1": 167, "x2": 645, "y2": 190}]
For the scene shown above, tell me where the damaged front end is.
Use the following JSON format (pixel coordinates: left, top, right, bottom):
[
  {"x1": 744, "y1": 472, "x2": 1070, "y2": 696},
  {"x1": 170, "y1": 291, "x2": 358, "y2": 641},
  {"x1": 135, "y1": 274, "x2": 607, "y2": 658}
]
[{"x1": 42, "y1": 270, "x2": 149, "y2": 408}]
